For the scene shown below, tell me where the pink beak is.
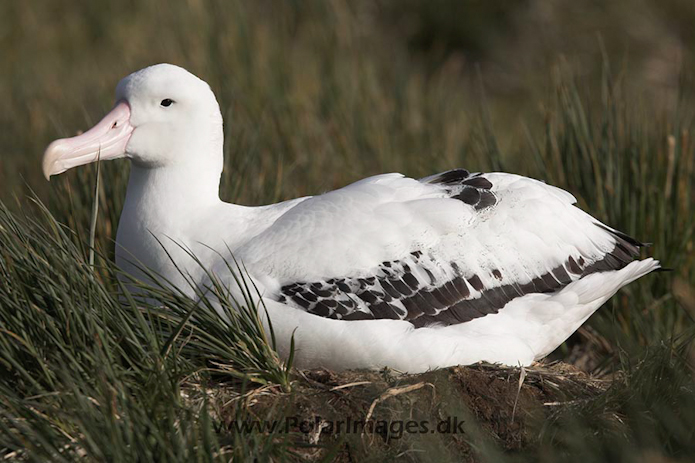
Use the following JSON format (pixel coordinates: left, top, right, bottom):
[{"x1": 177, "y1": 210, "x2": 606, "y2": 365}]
[{"x1": 42, "y1": 101, "x2": 134, "y2": 180}]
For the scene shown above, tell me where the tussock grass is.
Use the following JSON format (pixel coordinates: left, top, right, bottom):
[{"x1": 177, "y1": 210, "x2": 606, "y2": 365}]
[
  {"x1": 0, "y1": 201, "x2": 294, "y2": 461},
  {"x1": 1, "y1": 0, "x2": 694, "y2": 461}
]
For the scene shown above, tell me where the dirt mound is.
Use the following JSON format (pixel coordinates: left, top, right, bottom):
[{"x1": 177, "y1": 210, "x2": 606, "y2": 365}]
[{"x1": 201, "y1": 362, "x2": 609, "y2": 462}]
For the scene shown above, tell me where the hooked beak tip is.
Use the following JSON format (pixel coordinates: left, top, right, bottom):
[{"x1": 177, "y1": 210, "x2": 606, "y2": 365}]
[
  {"x1": 42, "y1": 139, "x2": 65, "y2": 181},
  {"x1": 43, "y1": 159, "x2": 53, "y2": 181}
]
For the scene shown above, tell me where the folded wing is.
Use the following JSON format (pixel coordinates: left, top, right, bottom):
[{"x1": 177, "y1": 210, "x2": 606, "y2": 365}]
[{"x1": 237, "y1": 169, "x2": 645, "y2": 327}]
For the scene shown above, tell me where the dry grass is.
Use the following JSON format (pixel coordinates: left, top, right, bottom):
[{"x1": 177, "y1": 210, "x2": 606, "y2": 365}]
[{"x1": 1, "y1": 1, "x2": 695, "y2": 461}]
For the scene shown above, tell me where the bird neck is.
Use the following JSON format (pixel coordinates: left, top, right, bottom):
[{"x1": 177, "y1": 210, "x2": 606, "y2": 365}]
[{"x1": 124, "y1": 160, "x2": 223, "y2": 224}]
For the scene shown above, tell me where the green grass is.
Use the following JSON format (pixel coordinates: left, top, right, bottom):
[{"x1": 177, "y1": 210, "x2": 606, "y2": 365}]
[
  {"x1": 0, "y1": 201, "x2": 297, "y2": 461},
  {"x1": 1, "y1": 0, "x2": 695, "y2": 461}
]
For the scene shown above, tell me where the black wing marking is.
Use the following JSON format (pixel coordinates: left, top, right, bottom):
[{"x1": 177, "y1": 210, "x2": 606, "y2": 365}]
[
  {"x1": 276, "y1": 233, "x2": 641, "y2": 328},
  {"x1": 276, "y1": 169, "x2": 644, "y2": 328},
  {"x1": 426, "y1": 169, "x2": 497, "y2": 211}
]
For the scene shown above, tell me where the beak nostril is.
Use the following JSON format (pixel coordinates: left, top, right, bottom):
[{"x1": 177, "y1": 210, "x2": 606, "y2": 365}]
[{"x1": 112, "y1": 122, "x2": 118, "y2": 129}]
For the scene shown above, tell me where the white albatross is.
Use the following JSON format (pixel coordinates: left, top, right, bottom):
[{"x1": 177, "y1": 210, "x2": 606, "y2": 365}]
[{"x1": 42, "y1": 64, "x2": 659, "y2": 373}]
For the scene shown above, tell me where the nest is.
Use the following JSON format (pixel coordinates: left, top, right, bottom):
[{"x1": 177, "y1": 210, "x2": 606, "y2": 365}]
[{"x1": 182, "y1": 361, "x2": 614, "y2": 462}]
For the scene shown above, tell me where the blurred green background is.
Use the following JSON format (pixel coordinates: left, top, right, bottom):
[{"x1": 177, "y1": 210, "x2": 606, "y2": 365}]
[
  {"x1": 2, "y1": 0, "x2": 693, "y2": 200},
  {"x1": 1, "y1": 1, "x2": 695, "y2": 461}
]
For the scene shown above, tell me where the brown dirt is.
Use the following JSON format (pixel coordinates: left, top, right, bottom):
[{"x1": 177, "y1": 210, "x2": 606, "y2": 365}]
[{"x1": 198, "y1": 362, "x2": 610, "y2": 462}]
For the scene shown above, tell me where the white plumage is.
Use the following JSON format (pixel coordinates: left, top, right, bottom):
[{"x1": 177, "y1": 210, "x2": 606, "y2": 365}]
[{"x1": 43, "y1": 64, "x2": 659, "y2": 373}]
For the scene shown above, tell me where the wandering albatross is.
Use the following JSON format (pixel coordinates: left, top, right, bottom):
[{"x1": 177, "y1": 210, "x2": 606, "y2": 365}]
[{"x1": 42, "y1": 64, "x2": 659, "y2": 372}]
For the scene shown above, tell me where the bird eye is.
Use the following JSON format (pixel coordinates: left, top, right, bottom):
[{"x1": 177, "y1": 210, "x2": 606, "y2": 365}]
[{"x1": 160, "y1": 99, "x2": 174, "y2": 107}]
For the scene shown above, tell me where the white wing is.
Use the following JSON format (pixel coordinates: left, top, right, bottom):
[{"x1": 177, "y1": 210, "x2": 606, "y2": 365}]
[{"x1": 235, "y1": 169, "x2": 648, "y2": 327}]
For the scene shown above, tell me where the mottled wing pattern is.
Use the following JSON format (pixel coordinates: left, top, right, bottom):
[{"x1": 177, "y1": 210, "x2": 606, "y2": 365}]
[
  {"x1": 274, "y1": 169, "x2": 643, "y2": 328},
  {"x1": 423, "y1": 169, "x2": 498, "y2": 211}
]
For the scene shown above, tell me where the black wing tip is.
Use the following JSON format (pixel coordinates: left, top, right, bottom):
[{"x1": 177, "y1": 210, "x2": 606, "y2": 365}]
[
  {"x1": 427, "y1": 168, "x2": 471, "y2": 185},
  {"x1": 595, "y1": 222, "x2": 648, "y2": 248}
]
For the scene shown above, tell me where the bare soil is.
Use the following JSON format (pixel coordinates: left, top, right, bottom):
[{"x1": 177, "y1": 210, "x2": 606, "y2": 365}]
[{"x1": 204, "y1": 362, "x2": 610, "y2": 462}]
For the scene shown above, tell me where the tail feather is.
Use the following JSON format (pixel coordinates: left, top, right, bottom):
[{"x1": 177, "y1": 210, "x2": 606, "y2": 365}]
[
  {"x1": 573, "y1": 258, "x2": 659, "y2": 304},
  {"x1": 529, "y1": 258, "x2": 659, "y2": 360}
]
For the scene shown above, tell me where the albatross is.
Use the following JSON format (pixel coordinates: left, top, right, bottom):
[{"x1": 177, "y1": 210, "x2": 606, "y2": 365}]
[{"x1": 42, "y1": 64, "x2": 659, "y2": 372}]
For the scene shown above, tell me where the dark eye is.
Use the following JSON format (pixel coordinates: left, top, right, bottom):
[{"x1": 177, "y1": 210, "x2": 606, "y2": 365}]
[{"x1": 160, "y1": 99, "x2": 174, "y2": 107}]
